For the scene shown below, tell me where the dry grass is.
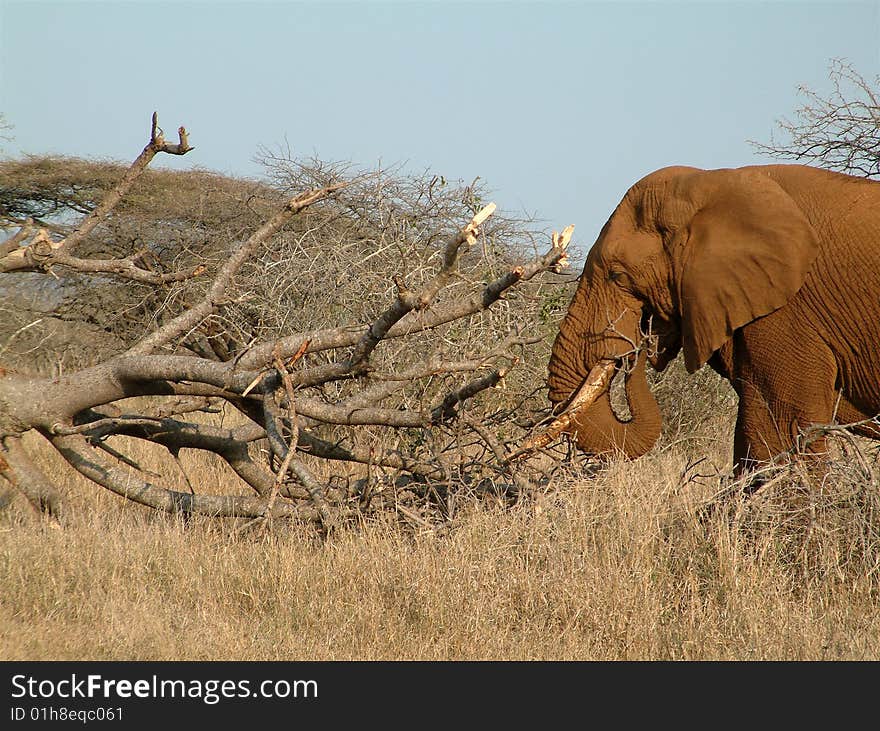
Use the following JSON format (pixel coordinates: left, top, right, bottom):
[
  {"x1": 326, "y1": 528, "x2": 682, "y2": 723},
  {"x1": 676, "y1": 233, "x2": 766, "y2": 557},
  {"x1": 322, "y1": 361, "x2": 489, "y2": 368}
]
[{"x1": 2, "y1": 423, "x2": 879, "y2": 661}]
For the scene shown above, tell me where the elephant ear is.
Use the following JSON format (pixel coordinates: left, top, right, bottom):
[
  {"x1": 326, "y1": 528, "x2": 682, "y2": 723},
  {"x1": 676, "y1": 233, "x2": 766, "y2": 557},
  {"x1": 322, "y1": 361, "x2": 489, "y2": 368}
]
[{"x1": 678, "y1": 169, "x2": 820, "y2": 372}]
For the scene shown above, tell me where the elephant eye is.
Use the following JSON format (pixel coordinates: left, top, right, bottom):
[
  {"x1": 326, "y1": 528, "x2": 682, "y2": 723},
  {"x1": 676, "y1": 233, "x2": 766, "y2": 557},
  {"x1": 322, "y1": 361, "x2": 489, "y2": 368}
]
[{"x1": 607, "y1": 269, "x2": 633, "y2": 290}]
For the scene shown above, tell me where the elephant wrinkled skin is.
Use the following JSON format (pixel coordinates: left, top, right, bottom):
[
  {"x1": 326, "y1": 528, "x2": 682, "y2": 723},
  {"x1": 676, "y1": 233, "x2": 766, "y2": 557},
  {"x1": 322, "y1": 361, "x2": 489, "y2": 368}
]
[{"x1": 547, "y1": 164, "x2": 880, "y2": 473}]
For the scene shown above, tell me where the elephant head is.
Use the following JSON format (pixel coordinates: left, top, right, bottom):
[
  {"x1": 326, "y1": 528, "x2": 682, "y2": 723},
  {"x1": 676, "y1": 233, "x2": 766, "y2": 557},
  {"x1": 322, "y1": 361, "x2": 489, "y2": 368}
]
[{"x1": 545, "y1": 165, "x2": 820, "y2": 459}]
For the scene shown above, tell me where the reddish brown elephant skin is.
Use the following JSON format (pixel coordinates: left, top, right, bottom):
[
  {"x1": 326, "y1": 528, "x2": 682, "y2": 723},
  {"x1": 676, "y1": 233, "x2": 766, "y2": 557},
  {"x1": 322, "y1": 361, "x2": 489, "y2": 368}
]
[{"x1": 547, "y1": 164, "x2": 880, "y2": 472}]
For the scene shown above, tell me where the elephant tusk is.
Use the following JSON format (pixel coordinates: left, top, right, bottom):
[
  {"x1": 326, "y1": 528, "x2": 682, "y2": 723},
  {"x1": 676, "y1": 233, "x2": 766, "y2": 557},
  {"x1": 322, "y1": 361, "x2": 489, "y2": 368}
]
[{"x1": 513, "y1": 359, "x2": 617, "y2": 457}]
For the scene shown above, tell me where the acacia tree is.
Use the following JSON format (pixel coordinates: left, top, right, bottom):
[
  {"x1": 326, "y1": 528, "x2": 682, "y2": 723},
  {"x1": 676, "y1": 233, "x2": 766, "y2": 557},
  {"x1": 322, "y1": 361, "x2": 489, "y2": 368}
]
[
  {"x1": 0, "y1": 114, "x2": 573, "y2": 528},
  {"x1": 753, "y1": 59, "x2": 880, "y2": 178}
]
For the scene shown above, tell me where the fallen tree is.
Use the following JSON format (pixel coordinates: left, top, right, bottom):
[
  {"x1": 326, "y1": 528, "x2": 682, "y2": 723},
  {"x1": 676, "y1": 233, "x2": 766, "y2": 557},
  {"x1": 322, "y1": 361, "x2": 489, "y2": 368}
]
[{"x1": 0, "y1": 114, "x2": 573, "y2": 529}]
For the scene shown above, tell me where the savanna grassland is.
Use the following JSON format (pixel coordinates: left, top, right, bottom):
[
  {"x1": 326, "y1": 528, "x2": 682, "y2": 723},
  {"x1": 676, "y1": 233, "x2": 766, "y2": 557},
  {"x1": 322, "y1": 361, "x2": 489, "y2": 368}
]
[{"x1": 2, "y1": 386, "x2": 879, "y2": 661}]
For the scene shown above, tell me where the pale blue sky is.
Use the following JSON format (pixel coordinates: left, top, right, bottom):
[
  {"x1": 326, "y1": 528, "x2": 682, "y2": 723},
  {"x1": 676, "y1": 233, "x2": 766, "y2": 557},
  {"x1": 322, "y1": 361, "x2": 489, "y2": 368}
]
[{"x1": 2, "y1": 1, "x2": 879, "y2": 250}]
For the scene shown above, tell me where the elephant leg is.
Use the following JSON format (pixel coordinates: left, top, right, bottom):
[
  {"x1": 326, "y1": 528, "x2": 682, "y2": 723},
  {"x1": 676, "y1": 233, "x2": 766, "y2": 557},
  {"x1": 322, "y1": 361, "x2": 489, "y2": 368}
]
[
  {"x1": 728, "y1": 318, "x2": 838, "y2": 480},
  {"x1": 732, "y1": 383, "x2": 831, "y2": 477}
]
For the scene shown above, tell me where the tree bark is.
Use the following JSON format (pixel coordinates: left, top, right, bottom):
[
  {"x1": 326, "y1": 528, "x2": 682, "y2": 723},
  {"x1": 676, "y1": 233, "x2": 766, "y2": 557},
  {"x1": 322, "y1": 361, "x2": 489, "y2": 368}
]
[{"x1": 0, "y1": 435, "x2": 64, "y2": 520}]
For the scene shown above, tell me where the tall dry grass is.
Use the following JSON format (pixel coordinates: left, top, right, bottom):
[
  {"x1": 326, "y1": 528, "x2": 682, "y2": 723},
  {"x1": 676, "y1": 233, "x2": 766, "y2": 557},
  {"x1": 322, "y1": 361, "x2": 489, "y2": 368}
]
[{"x1": 2, "y1": 415, "x2": 879, "y2": 661}]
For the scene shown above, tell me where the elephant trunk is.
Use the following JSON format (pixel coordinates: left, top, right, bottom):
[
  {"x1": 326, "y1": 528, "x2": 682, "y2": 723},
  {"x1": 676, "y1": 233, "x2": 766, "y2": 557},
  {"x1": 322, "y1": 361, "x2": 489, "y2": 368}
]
[
  {"x1": 568, "y1": 351, "x2": 661, "y2": 458},
  {"x1": 542, "y1": 272, "x2": 662, "y2": 459},
  {"x1": 540, "y1": 339, "x2": 662, "y2": 458}
]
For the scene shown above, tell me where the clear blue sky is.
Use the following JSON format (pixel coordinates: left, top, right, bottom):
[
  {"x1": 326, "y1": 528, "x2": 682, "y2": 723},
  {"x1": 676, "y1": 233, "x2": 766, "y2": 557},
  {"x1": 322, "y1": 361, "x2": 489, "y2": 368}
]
[{"x1": 2, "y1": 1, "x2": 879, "y2": 253}]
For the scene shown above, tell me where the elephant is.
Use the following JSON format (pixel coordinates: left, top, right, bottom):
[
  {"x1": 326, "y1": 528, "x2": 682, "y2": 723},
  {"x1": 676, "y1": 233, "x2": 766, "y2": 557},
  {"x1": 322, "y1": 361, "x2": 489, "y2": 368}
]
[{"x1": 544, "y1": 163, "x2": 880, "y2": 475}]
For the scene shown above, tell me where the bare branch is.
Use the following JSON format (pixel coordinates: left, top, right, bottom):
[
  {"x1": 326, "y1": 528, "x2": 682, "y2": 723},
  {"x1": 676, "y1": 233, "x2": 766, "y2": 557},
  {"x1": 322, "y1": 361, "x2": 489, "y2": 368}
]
[
  {"x1": 0, "y1": 218, "x2": 34, "y2": 257},
  {"x1": 264, "y1": 347, "x2": 307, "y2": 520},
  {"x1": 150, "y1": 112, "x2": 193, "y2": 156},
  {"x1": 346, "y1": 202, "x2": 497, "y2": 371},
  {"x1": 236, "y1": 232, "x2": 570, "y2": 371},
  {"x1": 286, "y1": 459, "x2": 334, "y2": 527},
  {"x1": 51, "y1": 432, "x2": 316, "y2": 520},
  {"x1": 67, "y1": 410, "x2": 294, "y2": 500},
  {"x1": 0, "y1": 113, "x2": 195, "y2": 275},
  {"x1": 752, "y1": 59, "x2": 880, "y2": 178},
  {"x1": 0, "y1": 435, "x2": 64, "y2": 520},
  {"x1": 294, "y1": 397, "x2": 429, "y2": 427},
  {"x1": 295, "y1": 430, "x2": 439, "y2": 477},
  {"x1": 24, "y1": 250, "x2": 206, "y2": 285},
  {"x1": 430, "y1": 363, "x2": 513, "y2": 423}
]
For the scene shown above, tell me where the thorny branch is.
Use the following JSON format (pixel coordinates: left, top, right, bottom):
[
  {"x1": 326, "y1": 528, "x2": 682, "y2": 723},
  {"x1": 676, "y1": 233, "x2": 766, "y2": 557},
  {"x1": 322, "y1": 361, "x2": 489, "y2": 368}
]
[{"x1": 0, "y1": 113, "x2": 575, "y2": 527}]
